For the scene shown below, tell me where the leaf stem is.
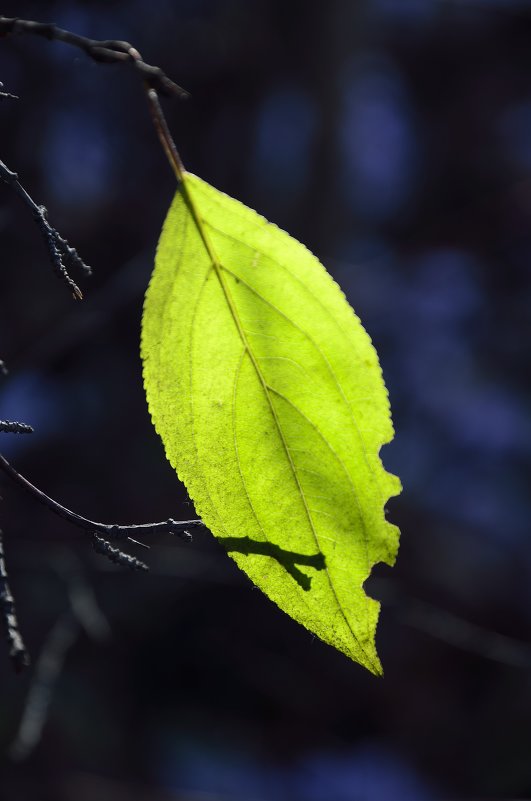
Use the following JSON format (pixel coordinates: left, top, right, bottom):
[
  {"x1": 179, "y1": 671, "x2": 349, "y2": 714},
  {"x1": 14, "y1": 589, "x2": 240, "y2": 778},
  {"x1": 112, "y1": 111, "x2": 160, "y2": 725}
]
[{"x1": 144, "y1": 87, "x2": 186, "y2": 182}]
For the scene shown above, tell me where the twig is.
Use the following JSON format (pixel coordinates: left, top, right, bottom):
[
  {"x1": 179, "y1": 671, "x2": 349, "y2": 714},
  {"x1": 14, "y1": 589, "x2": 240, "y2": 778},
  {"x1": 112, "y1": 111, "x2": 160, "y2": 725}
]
[
  {"x1": 0, "y1": 529, "x2": 29, "y2": 671},
  {"x1": 0, "y1": 420, "x2": 31, "y2": 671},
  {"x1": 0, "y1": 451, "x2": 202, "y2": 544},
  {"x1": 0, "y1": 80, "x2": 17, "y2": 100},
  {"x1": 0, "y1": 19, "x2": 188, "y2": 293},
  {"x1": 0, "y1": 17, "x2": 188, "y2": 303},
  {"x1": 0, "y1": 421, "x2": 33, "y2": 434},
  {"x1": 1, "y1": 365, "x2": 34, "y2": 435},
  {"x1": 0, "y1": 17, "x2": 188, "y2": 99},
  {"x1": 93, "y1": 534, "x2": 149, "y2": 571},
  {"x1": 0, "y1": 21, "x2": 198, "y2": 574},
  {"x1": 0, "y1": 159, "x2": 90, "y2": 299}
]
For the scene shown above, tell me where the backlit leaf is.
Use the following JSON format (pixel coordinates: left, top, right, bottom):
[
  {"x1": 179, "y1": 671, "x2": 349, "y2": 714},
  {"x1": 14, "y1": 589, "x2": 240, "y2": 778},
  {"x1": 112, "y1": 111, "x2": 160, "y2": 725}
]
[{"x1": 141, "y1": 172, "x2": 401, "y2": 674}]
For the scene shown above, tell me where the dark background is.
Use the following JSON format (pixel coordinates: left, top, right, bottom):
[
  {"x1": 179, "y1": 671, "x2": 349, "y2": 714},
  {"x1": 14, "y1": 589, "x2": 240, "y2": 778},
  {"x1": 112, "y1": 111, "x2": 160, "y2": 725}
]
[{"x1": 1, "y1": 1, "x2": 531, "y2": 799}]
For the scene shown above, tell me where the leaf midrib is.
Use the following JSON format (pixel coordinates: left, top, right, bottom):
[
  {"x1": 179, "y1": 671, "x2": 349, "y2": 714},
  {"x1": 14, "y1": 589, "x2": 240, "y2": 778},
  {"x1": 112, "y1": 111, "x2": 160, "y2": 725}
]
[{"x1": 179, "y1": 175, "x2": 378, "y2": 671}]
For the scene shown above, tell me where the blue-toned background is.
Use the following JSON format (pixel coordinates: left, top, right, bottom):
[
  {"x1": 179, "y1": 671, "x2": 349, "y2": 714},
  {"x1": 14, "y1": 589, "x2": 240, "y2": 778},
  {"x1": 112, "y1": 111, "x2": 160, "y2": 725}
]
[{"x1": 1, "y1": 1, "x2": 531, "y2": 798}]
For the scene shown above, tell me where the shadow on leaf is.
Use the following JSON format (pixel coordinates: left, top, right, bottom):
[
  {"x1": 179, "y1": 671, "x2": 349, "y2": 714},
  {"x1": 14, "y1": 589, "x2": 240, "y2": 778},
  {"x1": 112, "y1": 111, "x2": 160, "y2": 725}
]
[{"x1": 218, "y1": 536, "x2": 326, "y2": 591}]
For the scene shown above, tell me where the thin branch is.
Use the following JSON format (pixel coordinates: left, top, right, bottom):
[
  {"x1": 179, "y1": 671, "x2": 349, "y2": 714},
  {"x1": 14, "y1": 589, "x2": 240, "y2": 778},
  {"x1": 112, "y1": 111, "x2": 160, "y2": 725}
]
[
  {"x1": 0, "y1": 421, "x2": 33, "y2": 434},
  {"x1": 0, "y1": 159, "x2": 90, "y2": 299},
  {"x1": 0, "y1": 451, "x2": 202, "y2": 543},
  {"x1": 0, "y1": 80, "x2": 17, "y2": 100},
  {"x1": 0, "y1": 20, "x2": 198, "y2": 575},
  {"x1": 0, "y1": 529, "x2": 29, "y2": 671},
  {"x1": 0, "y1": 18, "x2": 188, "y2": 296},
  {"x1": 93, "y1": 534, "x2": 148, "y2": 571},
  {"x1": 0, "y1": 17, "x2": 188, "y2": 99}
]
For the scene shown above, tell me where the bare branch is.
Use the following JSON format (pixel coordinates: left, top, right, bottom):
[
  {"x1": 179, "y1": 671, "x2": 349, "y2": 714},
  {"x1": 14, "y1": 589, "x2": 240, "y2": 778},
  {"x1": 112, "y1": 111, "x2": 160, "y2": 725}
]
[
  {"x1": 0, "y1": 452, "x2": 202, "y2": 545},
  {"x1": 0, "y1": 80, "x2": 17, "y2": 100},
  {"x1": 0, "y1": 421, "x2": 33, "y2": 434},
  {"x1": 0, "y1": 159, "x2": 90, "y2": 299},
  {"x1": 0, "y1": 17, "x2": 189, "y2": 298},
  {"x1": 0, "y1": 19, "x2": 199, "y2": 593},
  {"x1": 93, "y1": 534, "x2": 149, "y2": 571},
  {"x1": 0, "y1": 530, "x2": 29, "y2": 671},
  {"x1": 0, "y1": 16, "x2": 188, "y2": 99}
]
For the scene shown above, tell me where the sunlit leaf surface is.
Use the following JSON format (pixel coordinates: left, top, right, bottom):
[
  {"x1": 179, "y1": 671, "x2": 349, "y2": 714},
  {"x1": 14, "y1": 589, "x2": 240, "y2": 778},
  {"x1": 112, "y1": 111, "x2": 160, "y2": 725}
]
[{"x1": 142, "y1": 173, "x2": 401, "y2": 674}]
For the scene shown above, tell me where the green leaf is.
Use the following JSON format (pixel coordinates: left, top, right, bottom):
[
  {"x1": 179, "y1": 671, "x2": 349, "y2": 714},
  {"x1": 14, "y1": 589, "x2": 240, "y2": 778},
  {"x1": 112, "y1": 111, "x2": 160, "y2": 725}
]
[{"x1": 141, "y1": 172, "x2": 401, "y2": 674}]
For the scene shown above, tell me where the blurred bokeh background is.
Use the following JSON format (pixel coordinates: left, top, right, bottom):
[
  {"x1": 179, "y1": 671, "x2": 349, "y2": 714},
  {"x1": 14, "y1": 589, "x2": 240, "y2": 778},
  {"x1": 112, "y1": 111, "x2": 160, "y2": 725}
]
[{"x1": 1, "y1": 1, "x2": 531, "y2": 798}]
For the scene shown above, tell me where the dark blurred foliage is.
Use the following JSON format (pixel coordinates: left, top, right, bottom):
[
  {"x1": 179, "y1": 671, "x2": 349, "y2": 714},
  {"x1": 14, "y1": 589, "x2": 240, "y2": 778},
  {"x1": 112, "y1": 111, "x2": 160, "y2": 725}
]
[{"x1": 1, "y1": 1, "x2": 531, "y2": 799}]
